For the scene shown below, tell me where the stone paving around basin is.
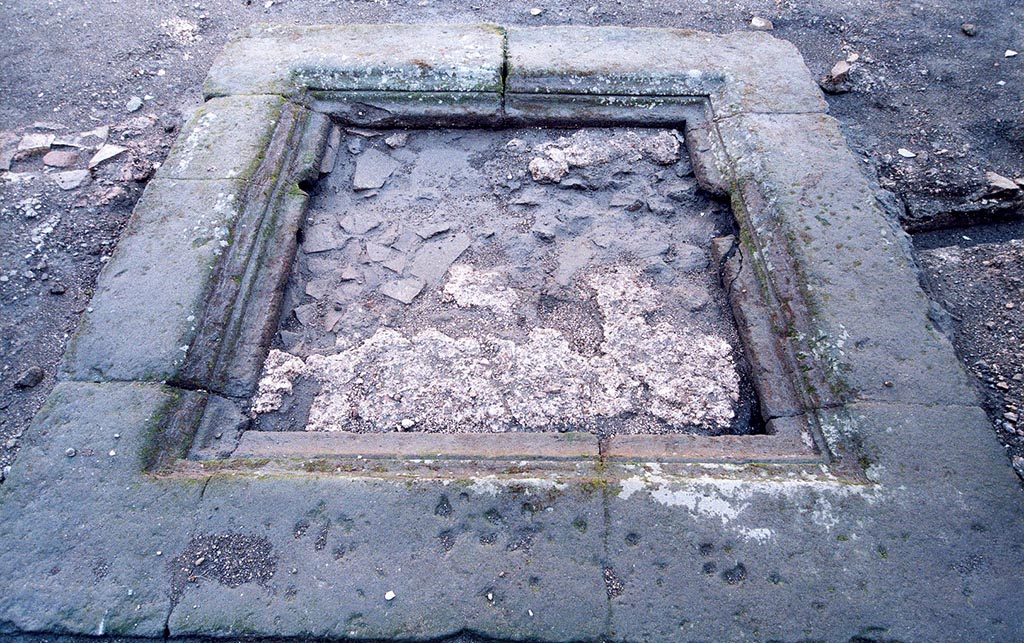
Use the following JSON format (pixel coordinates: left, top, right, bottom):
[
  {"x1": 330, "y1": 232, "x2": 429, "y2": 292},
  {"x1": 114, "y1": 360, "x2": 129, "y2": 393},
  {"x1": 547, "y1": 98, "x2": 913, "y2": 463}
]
[
  {"x1": 252, "y1": 127, "x2": 751, "y2": 436},
  {"x1": 0, "y1": 23, "x2": 1022, "y2": 643}
]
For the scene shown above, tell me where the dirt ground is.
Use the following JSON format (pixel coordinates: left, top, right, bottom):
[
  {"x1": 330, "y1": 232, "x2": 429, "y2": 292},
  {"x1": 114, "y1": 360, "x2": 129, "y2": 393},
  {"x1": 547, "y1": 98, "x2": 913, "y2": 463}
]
[{"x1": 0, "y1": 0, "x2": 1021, "y2": 481}]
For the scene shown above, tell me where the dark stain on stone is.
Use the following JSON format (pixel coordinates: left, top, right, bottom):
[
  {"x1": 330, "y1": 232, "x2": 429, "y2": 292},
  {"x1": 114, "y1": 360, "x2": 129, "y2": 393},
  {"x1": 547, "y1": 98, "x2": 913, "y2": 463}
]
[
  {"x1": 951, "y1": 553, "x2": 987, "y2": 574},
  {"x1": 702, "y1": 561, "x2": 717, "y2": 575},
  {"x1": 439, "y1": 529, "x2": 456, "y2": 552},
  {"x1": 435, "y1": 495, "x2": 453, "y2": 518},
  {"x1": 625, "y1": 531, "x2": 641, "y2": 546},
  {"x1": 479, "y1": 532, "x2": 498, "y2": 546},
  {"x1": 91, "y1": 558, "x2": 109, "y2": 580},
  {"x1": 572, "y1": 517, "x2": 588, "y2": 533},
  {"x1": 721, "y1": 562, "x2": 747, "y2": 584},
  {"x1": 506, "y1": 529, "x2": 535, "y2": 552},
  {"x1": 698, "y1": 542, "x2": 714, "y2": 556},
  {"x1": 314, "y1": 520, "x2": 330, "y2": 551},
  {"x1": 293, "y1": 518, "x2": 310, "y2": 539},
  {"x1": 484, "y1": 508, "x2": 505, "y2": 525},
  {"x1": 169, "y1": 532, "x2": 278, "y2": 605},
  {"x1": 603, "y1": 566, "x2": 624, "y2": 598}
]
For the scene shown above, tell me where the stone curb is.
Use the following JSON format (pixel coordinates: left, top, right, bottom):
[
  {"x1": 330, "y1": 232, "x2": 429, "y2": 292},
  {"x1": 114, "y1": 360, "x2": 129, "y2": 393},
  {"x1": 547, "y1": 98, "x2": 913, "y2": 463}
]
[
  {"x1": 61, "y1": 100, "x2": 329, "y2": 391},
  {"x1": 204, "y1": 23, "x2": 506, "y2": 98}
]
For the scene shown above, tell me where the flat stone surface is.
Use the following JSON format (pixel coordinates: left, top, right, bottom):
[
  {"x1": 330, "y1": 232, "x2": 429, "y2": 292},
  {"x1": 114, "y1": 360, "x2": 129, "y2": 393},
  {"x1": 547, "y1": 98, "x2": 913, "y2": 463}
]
[
  {"x1": 506, "y1": 27, "x2": 826, "y2": 117},
  {"x1": 234, "y1": 430, "x2": 600, "y2": 459},
  {"x1": 0, "y1": 382, "x2": 203, "y2": 638},
  {"x1": 205, "y1": 23, "x2": 505, "y2": 98},
  {"x1": 607, "y1": 403, "x2": 1024, "y2": 642},
  {"x1": 352, "y1": 148, "x2": 399, "y2": 190},
  {"x1": 168, "y1": 475, "x2": 608, "y2": 641},
  {"x1": 717, "y1": 112, "x2": 981, "y2": 409},
  {"x1": 62, "y1": 177, "x2": 247, "y2": 382},
  {"x1": 161, "y1": 94, "x2": 285, "y2": 181}
]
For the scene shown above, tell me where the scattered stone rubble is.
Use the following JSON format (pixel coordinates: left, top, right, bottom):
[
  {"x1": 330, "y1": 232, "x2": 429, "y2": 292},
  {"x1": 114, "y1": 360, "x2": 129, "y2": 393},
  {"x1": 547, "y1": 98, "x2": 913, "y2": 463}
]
[{"x1": 253, "y1": 127, "x2": 748, "y2": 436}]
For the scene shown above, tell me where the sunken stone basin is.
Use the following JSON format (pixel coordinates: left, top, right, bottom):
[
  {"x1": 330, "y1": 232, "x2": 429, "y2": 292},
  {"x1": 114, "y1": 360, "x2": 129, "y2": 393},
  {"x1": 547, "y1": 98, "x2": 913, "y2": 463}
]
[
  {"x1": 253, "y1": 127, "x2": 756, "y2": 438},
  {"x1": 0, "y1": 23, "x2": 1020, "y2": 643}
]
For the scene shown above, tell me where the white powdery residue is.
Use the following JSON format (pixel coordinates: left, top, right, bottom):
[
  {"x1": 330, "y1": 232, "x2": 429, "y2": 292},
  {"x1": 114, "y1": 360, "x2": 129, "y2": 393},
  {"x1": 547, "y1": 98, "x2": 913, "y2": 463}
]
[
  {"x1": 528, "y1": 129, "x2": 680, "y2": 183},
  {"x1": 442, "y1": 264, "x2": 520, "y2": 315},
  {"x1": 175, "y1": 112, "x2": 218, "y2": 173},
  {"x1": 252, "y1": 349, "x2": 307, "y2": 413},
  {"x1": 618, "y1": 475, "x2": 647, "y2": 500},
  {"x1": 740, "y1": 527, "x2": 774, "y2": 543},
  {"x1": 617, "y1": 471, "x2": 881, "y2": 541},
  {"x1": 257, "y1": 265, "x2": 740, "y2": 432},
  {"x1": 470, "y1": 476, "x2": 562, "y2": 496}
]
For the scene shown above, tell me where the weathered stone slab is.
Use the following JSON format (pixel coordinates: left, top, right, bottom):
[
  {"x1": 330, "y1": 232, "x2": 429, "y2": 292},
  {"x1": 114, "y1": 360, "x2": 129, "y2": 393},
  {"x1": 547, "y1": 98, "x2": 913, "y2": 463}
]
[
  {"x1": 311, "y1": 90, "x2": 503, "y2": 126},
  {"x1": 234, "y1": 430, "x2": 600, "y2": 460},
  {"x1": 62, "y1": 178, "x2": 247, "y2": 383},
  {"x1": 161, "y1": 95, "x2": 285, "y2": 181},
  {"x1": 0, "y1": 382, "x2": 204, "y2": 638},
  {"x1": 168, "y1": 476, "x2": 608, "y2": 641},
  {"x1": 606, "y1": 403, "x2": 1024, "y2": 642},
  {"x1": 506, "y1": 27, "x2": 826, "y2": 117},
  {"x1": 715, "y1": 113, "x2": 980, "y2": 408},
  {"x1": 205, "y1": 24, "x2": 505, "y2": 98}
]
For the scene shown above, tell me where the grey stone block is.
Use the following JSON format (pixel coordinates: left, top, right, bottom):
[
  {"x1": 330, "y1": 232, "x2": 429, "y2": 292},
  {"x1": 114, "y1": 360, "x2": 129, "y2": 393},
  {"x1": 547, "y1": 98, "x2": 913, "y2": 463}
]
[
  {"x1": 62, "y1": 178, "x2": 247, "y2": 383},
  {"x1": 204, "y1": 24, "x2": 505, "y2": 98},
  {"x1": 715, "y1": 113, "x2": 980, "y2": 407},
  {"x1": 168, "y1": 476, "x2": 607, "y2": 641},
  {"x1": 161, "y1": 95, "x2": 285, "y2": 181},
  {"x1": 506, "y1": 27, "x2": 826, "y2": 117},
  {"x1": 0, "y1": 382, "x2": 204, "y2": 638},
  {"x1": 607, "y1": 403, "x2": 1024, "y2": 642},
  {"x1": 311, "y1": 90, "x2": 503, "y2": 126}
]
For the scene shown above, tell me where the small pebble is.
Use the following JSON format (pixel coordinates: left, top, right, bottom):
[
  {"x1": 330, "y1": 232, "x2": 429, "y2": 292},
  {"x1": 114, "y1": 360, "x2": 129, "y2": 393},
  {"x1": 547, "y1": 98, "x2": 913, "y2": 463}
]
[
  {"x1": 65, "y1": 448, "x2": 76, "y2": 458},
  {"x1": 961, "y1": 23, "x2": 978, "y2": 37},
  {"x1": 384, "y1": 590, "x2": 396, "y2": 601},
  {"x1": 530, "y1": 7, "x2": 542, "y2": 15}
]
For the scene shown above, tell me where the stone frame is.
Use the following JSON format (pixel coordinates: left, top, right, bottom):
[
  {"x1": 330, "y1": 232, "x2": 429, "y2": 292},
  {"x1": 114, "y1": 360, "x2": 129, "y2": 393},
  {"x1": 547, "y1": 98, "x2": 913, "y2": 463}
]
[{"x1": 2, "y1": 24, "x2": 1020, "y2": 643}]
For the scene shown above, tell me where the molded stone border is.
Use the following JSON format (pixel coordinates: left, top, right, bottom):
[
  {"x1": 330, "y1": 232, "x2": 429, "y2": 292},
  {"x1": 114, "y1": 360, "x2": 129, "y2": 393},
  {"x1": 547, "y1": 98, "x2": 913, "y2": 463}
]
[{"x1": 3, "y1": 24, "x2": 1021, "y2": 643}]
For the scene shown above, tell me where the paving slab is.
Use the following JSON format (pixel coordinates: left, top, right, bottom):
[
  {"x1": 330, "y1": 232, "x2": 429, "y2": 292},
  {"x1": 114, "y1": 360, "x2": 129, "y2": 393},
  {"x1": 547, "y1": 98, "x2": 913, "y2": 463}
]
[
  {"x1": 161, "y1": 94, "x2": 285, "y2": 181},
  {"x1": 61, "y1": 177, "x2": 249, "y2": 383},
  {"x1": 205, "y1": 23, "x2": 505, "y2": 98},
  {"x1": 607, "y1": 403, "x2": 1024, "y2": 642},
  {"x1": 506, "y1": 27, "x2": 826, "y2": 118},
  {"x1": 715, "y1": 113, "x2": 981, "y2": 409},
  {"x1": 0, "y1": 382, "x2": 204, "y2": 638},
  {"x1": 168, "y1": 475, "x2": 608, "y2": 641}
]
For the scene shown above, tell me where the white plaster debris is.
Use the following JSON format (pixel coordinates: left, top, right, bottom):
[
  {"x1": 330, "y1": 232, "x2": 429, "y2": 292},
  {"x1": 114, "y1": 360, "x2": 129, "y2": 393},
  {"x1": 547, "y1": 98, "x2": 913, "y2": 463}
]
[
  {"x1": 174, "y1": 112, "x2": 218, "y2": 173},
  {"x1": 528, "y1": 130, "x2": 680, "y2": 182},
  {"x1": 252, "y1": 350, "x2": 307, "y2": 413},
  {"x1": 617, "y1": 464, "x2": 881, "y2": 542},
  {"x1": 442, "y1": 264, "x2": 519, "y2": 315},
  {"x1": 254, "y1": 266, "x2": 740, "y2": 432},
  {"x1": 160, "y1": 17, "x2": 200, "y2": 45}
]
